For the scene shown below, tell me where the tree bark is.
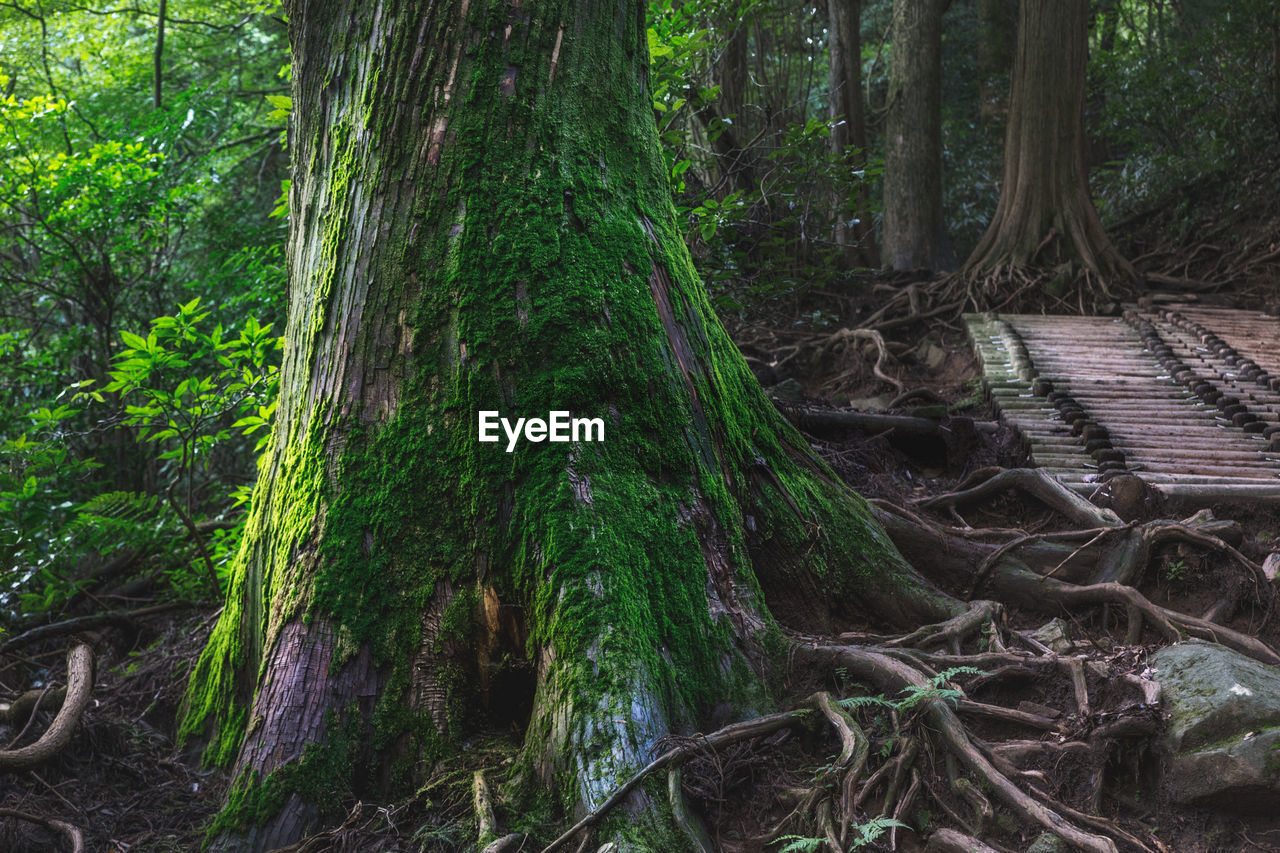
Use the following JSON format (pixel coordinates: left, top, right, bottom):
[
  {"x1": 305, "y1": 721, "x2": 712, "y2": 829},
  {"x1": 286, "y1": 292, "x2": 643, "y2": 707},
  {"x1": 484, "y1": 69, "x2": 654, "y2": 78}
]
[
  {"x1": 883, "y1": 0, "x2": 954, "y2": 272},
  {"x1": 828, "y1": 0, "x2": 878, "y2": 267},
  {"x1": 180, "y1": 1, "x2": 961, "y2": 850},
  {"x1": 976, "y1": 0, "x2": 1017, "y2": 123},
  {"x1": 704, "y1": 17, "x2": 755, "y2": 192},
  {"x1": 963, "y1": 0, "x2": 1135, "y2": 287}
]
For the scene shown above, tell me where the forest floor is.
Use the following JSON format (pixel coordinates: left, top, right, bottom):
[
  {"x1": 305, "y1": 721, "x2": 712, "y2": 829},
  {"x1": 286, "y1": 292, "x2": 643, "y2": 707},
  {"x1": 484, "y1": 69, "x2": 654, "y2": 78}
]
[{"x1": 4, "y1": 200, "x2": 1280, "y2": 852}]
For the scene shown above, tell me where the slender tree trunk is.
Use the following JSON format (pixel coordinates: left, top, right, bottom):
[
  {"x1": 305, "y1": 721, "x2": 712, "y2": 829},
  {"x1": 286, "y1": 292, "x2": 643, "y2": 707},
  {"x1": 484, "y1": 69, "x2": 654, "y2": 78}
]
[
  {"x1": 828, "y1": 0, "x2": 878, "y2": 267},
  {"x1": 976, "y1": 0, "x2": 1017, "y2": 123},
  {"x1": 180, "y1": 1, "x2": 960, "y2": 850},
  {"x1": 704, "y1": 18, "x2": 755, "y2": 191},
  {"x1": 963, "y1": 0, "x2": 1135, "y2": 287},
  {"x1": 1086, "y1": 0, "x2": 1120, "y2": 168},
  {"x1": 882, "y1": 0, "x2": 953, "y2": 272}
]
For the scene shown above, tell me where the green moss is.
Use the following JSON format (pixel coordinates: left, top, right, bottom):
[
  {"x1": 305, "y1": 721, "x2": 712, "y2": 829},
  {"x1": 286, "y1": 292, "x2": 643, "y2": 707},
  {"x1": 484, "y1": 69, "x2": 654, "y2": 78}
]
[{"x1": 207, "y1": 706, "x2": 362, "y2": 845}]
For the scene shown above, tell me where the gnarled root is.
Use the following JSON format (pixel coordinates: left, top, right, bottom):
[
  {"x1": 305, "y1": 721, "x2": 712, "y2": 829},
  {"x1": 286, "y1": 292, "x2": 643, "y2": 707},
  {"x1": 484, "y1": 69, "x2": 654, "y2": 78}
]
[
  {"x1": 0, "y1": 808, "x2": 85, "y2": 852},
  {"x1": 0, "y1": 644, "x2": 93, "y2": 772},
  {"x1": 925, "y1": 827, "x2": 1001, "y2": 852},
  {"x1": 799, "y1": 643, "x2": 1121, "y2": 853},
  {"x1": 886, "y1": 600, "x2": 1004, "y2": 652}
]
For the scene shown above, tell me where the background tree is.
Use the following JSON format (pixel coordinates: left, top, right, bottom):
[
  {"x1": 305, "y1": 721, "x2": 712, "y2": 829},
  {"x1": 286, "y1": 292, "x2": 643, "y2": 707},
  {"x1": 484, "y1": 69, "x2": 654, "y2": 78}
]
[
  {"x1": 180, "y1": 0, "x2": 957, "y2": 849},
  {"x1": 963, "y1": 0, "x2": 1135, "y2": 292},
  {"x1": 828, "y1": 0, "x2": 878, "y2": 267},
  {"x1": 976, "y1": 0, "x2": 1017, "y2": 122},
  {"x1": 882, "y1": 0, "x2": 953, "y2": 272}
]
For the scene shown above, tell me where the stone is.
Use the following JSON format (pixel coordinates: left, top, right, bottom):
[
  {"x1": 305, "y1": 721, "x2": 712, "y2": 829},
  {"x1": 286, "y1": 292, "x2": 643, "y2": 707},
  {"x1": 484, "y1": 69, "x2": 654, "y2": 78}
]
[
  {"x1": 848, "y1": 394, "x2": 894, "y2": 411},
  {"x1": 1151, "y1": 640, "x2": 1280, "y2": 809},
  {"x1": 767, "y1": 378, "x2": 805, "y2": 403},
  {"x1": 1030, "y1": 617, "x2": 1075, "y2": 653},
  {"x1": 1026, "y1": 833, "x2": 1067, "y2": 853},
  {"x1": 916, "y1": 339, "x2": 949, "y2": 370},
  {"x1": 1263, "y1": 552, "x2": 1280, "y2": 583}
]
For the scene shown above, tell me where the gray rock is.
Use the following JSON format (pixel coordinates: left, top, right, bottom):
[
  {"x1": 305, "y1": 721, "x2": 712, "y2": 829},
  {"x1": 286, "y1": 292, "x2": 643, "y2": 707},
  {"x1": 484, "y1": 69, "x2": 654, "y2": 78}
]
[
  {"x1": 1026, "y1": 833, "x2": 1067, "y2": 853},
  {"x1": 1263, "y1": 552, "x2": 1280, "y2": 582},
  {"x1": 848, "y1": 394, "x2": 894, "y2": 411},
  {"x1": 1030, "y1": 617, "x2": 1074, "y2": 653},
  {"x1": 767, "y1": 378, "x2": 805, "y2": 403},
  {"x1": 916, "y1": 339, "x2": 949, "y2": 370},
  {"x1": 1152, "y1": 640, "x2": 1280, "y2": 809}
]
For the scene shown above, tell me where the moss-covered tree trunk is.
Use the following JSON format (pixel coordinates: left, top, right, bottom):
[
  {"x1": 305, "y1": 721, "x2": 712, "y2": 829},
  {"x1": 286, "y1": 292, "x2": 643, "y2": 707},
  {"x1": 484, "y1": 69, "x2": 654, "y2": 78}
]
[
  {"x1": 181, "y1": 1, "x2": 960, "y2": 849},
  {"x1": 882, "y1": 0, "x2": 953, "y2": 272},
  {"x1": 963, "y1": 0, "x2": 1135, "y2": 285}
]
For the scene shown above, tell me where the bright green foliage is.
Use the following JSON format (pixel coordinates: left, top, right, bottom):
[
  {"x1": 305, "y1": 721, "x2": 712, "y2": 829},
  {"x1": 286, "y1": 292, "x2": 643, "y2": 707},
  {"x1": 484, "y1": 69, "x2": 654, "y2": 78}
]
[
  {"x1": 0, "y1": 1, "x2": 288, "y2": 617},
  {"x1": 94, "y1": 298, "x2": 281, "y2": 464},
  {"x1": 0, "y1": 298, "x2": 282, "y2": 611}
]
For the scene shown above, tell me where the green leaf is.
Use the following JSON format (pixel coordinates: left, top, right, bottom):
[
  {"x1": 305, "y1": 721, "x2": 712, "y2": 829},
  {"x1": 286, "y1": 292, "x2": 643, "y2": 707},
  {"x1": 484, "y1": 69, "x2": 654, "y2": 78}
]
[{"x1": 120, "y1": 329, "x2": 147, "y2": 350}]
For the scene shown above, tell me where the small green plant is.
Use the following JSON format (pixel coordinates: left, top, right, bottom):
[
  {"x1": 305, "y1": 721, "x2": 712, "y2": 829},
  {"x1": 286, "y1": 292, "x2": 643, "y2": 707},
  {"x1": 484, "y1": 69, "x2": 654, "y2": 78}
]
[
  {"x1": 839, "y1": 666, "x2": 984, "y2": 717},
  {"x1": 71, "y1": 298, "x2": 282, "y2": 594},
  {"x1": 775, "y1": 835, "x2": 824, "y2": 853},
  {"x1": 776, "y1": 816, "x2": 908, "y2": 852}
]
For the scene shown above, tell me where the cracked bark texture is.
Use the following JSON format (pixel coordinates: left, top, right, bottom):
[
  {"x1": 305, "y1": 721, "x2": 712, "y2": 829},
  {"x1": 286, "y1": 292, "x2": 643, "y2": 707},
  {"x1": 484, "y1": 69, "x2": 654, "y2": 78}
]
[
  {"x1": 883, "y1": 0, "x2": 953, "y2": 272},
  {"x1": 185, "y1": 1, "x2": 961, "y2": 850}
]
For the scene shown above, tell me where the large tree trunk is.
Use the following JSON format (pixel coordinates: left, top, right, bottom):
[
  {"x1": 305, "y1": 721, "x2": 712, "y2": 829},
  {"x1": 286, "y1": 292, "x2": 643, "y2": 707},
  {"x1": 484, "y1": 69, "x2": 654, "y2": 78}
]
[
  {"x1": 963, "y1": 0, "x2": 1135, "y2": 286},
  {"x1": 882, "y1": 0, "x2": 954, "y2": 272},
  {"x1": 179, "y1": 1, "x2": 959, "y2": 850},
  {"x1": 828, "y1": 0, "x2": 878, "y2": 268}
]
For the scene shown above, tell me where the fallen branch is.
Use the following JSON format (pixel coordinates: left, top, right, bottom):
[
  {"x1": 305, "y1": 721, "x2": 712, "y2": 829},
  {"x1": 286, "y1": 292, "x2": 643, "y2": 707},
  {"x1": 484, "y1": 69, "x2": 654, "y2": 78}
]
[
  {"x1": 0, "y1": 602, "x2": 189, "y2": 655},
  {"x1": 779, "y1": 405, "x2": 946, "y2": 436}
]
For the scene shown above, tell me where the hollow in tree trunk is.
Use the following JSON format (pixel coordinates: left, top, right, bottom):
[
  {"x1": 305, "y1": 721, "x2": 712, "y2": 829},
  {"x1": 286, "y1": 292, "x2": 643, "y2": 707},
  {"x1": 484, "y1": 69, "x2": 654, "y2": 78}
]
[
  {"x1": 179, "y1": 1, "x2": 959, "y2": 850},
  {"x1": 963, "y1": 0, "x2": 1135, "y2": 289}
]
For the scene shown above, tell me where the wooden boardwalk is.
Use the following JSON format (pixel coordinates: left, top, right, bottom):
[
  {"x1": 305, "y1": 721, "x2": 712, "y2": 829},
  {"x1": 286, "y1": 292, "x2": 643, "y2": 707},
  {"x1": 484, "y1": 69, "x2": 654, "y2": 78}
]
[{"x1": 965, "y1": 307, "x2": 1280, "y2": 501}]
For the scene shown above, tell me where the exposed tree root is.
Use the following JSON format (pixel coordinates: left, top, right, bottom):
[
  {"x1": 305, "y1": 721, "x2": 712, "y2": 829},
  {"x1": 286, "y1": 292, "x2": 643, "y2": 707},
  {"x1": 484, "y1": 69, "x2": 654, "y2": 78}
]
[
  {"x1": 917, "y1": 467, "x2": 1122, "y2": 529},
  {"x1": 0, "y1": 807, "x2": 85, "y2": 852},
  {"x1": 814, "y1": 327, "x2": 905, "y2": 394},
  {"x1": 885, "y1": 600, "x2": 1004, "y2": 652},
  {"x1": 0, "y1": 644, "x2": 93, "y2": 772},
  {"x1": 538, "y1": 708, "x2": 807, "y2": 853},
  {"x1": 801, "y1": 644, "x2": 1121, "y2": 853},
  {"x1": 878, "y1": 468, "x2": 1279, "y2": 661},
  {"x1": 925, "y1": 827, "x2": 1001, "y2": 852},
  {"x1": 550, "y1": 463, "x2": 1279, "y2": 852}
]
